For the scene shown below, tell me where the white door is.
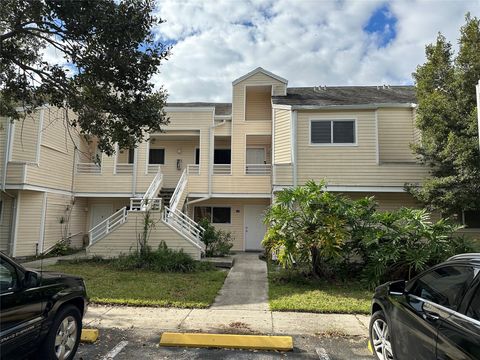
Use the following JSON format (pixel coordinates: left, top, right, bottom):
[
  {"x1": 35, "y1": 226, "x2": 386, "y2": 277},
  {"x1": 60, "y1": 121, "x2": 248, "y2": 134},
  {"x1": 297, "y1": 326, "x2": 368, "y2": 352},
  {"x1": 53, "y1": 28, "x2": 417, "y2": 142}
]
[
  {"x1": 91, "y1": 205, "x2": 113, "y2": 227},
  {"x1": 246, "y1": 148, "x2": 265, "y2": 164},
  {"x1": 244, "y1": 205, "x2": 267, "y2": 251}
]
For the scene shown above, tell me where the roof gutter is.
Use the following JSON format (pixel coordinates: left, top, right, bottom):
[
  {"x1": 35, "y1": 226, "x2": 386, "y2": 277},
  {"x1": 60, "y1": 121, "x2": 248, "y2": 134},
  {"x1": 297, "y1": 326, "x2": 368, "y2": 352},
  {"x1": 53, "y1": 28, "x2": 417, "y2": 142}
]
[{"x1": 276, "y1": 103, "x2": 417, "y2": 111}]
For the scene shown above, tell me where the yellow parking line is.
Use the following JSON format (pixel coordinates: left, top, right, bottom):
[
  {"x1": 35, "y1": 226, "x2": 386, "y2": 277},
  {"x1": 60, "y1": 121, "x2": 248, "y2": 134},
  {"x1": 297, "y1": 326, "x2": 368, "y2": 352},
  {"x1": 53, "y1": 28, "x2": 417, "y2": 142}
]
[{"x1": 160, "y1": 332, "x2": 293, "y2": 351}]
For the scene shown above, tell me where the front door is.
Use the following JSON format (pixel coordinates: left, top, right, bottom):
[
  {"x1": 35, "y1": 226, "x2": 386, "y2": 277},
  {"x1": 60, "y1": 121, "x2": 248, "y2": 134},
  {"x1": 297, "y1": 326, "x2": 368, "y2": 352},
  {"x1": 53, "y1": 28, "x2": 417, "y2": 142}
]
[
  {"x1": 91, "y1": 204, "x2": 113, "y2": 227},
  {"x1": 244, "y1": 205, "x2": 266, "y2": 251}
]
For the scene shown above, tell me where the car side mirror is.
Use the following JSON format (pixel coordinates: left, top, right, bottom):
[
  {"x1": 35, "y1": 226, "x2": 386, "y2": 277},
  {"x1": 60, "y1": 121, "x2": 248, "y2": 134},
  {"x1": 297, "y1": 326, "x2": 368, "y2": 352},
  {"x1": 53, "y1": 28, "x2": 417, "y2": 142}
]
[
  {"x1": 388, "y1": 280, "x2": 406, "y2": 295},
  {"x1": 23, "y1": 271, "x2": 40, "y2": 288}
]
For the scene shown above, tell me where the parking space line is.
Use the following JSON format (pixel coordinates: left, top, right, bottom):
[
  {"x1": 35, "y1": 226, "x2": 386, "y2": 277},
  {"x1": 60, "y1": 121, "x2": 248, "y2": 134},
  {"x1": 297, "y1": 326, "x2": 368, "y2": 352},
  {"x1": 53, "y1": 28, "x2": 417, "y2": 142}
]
[
  {"x1": 315, "y1": 347, "x2": 331, "y2": 360},
  {"x1": 101, "y1": 340, "x2": 128, "y2": 359}
]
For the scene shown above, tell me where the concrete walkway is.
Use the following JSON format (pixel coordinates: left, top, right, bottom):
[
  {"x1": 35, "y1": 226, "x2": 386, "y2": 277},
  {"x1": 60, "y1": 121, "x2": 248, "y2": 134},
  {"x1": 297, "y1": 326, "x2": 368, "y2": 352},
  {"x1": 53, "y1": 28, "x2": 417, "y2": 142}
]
[
  {"x1": 212, "y1": 252, "x2": 268, "y2": 311},
  {"x1": 20, "y1": 251, "x2": 87, "y2": 268},
  {"x1": 84, "y1": 305, "x2": 370, "y2": 337}
]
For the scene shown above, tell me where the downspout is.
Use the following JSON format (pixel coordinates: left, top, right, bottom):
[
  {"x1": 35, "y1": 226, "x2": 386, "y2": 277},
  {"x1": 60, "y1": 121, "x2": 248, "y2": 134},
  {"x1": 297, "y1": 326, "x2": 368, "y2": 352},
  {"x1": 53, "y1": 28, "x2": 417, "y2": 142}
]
[
  {"x1": 186, "y1": 119, "x2": 227, "y2": 208},
  {"x1": 292, "y1": 110, "x2": 298, "y2": 187},
  {"x1": 1, "y1": 119, "x2": 12, "y2": 190}
]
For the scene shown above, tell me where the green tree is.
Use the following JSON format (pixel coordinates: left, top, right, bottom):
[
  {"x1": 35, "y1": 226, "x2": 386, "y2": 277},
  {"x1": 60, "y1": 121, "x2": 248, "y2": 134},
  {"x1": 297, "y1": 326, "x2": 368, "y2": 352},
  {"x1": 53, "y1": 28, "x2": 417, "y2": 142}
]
[
  {"x1": 263, "y1": 180, "x2": 350, "y2": 278},
  {"x1": 408, "y1": 14, "x2": 480, "y2": 214},
  {"x1": 0, "y1": 0, "x2": 169, "y2": 155}
]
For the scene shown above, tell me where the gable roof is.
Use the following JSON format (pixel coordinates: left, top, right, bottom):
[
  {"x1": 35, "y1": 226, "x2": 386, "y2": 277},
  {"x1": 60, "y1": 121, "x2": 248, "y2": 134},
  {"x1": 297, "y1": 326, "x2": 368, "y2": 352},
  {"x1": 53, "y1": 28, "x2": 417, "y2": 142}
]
[
  {"x1": 167, "y1": 102, "x2": 232, "y2": 115},
  {"x1": 272, "y1": 86, "x2": 416, "y2": 107},
  {"x1": 232, "y1": 67, "x2": 288, "y2": 86}
]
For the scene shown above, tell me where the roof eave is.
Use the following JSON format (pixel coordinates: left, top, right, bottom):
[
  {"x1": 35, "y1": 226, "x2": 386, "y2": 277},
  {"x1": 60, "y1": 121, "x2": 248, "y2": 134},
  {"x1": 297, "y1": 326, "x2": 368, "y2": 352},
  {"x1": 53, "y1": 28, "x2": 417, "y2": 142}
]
[
  {"x1": 276, "y1": 103, "x2": 418, "y2": 110},
  {"x1": 232, "y1": 67, "x2": 288, "y2": 86}
]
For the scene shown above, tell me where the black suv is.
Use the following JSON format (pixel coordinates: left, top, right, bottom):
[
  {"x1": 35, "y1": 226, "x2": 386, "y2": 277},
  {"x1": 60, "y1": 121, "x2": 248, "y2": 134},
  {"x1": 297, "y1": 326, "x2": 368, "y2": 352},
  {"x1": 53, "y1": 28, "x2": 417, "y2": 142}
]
[
  {"x1": 0, "y1": 252, "x2": 87, "y2": 360},
  {"x1": 369, "y1": 253, "x2": 480, "y2": 360}
]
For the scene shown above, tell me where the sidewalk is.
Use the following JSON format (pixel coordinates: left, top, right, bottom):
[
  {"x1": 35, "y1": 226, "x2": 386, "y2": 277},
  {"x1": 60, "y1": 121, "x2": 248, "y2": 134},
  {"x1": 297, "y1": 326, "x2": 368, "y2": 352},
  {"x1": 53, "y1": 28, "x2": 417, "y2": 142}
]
[{"x1": 84, "y1": 305, "x2": 369, "y2": 337}]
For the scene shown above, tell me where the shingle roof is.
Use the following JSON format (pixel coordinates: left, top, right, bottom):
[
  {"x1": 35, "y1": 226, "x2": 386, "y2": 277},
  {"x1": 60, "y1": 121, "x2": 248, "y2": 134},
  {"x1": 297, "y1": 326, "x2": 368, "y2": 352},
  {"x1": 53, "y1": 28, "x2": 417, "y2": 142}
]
[
  {"x1": 272, "y1": 86, "x2": 416, "y2": 107},
  {"x1": 166, "y1": 102, "x2": 232, "y2": 115}
]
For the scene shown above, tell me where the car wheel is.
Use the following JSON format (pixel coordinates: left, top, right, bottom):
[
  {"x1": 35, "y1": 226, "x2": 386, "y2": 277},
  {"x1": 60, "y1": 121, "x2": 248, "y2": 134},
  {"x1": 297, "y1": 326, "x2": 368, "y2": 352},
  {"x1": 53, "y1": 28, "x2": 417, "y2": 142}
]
[
  {"x1": 39, "y1": 305, "x2": 82, "y2": 360},
  {"x1": 369, "y1": 310, "x2": 394, "y2": 360}
]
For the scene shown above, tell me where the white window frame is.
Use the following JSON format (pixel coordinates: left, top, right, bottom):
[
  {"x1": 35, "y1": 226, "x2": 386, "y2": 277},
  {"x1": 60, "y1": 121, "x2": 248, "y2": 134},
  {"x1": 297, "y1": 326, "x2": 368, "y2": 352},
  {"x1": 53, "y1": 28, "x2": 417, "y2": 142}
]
[
  {"x1": 193, "y1": 205, "x2": 232, "y2": 224},
  {"x1": 309, "y1": 118, "x2": 358, "y2": 147},
  {"x1": 148, "y1": 147, "x2": 166, "y2": 165}
]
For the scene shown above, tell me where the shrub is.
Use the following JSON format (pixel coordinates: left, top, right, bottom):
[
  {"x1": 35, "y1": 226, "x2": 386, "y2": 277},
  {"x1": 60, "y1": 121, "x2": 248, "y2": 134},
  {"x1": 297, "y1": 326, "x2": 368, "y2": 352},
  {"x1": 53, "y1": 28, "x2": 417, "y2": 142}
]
[
  {"x1": 113, "y1": 242, "x2": 197, "y2": 272},
  {"x1": 199, "y1": 218, "x2": 234, "y2": 257}
]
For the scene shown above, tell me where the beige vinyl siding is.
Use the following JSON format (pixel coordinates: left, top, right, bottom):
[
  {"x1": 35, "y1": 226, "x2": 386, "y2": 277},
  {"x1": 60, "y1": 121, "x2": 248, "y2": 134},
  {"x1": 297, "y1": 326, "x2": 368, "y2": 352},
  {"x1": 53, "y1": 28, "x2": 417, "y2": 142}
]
[
  {"x1": 378, "y1": 108, "x2": 417, "y2": 162},
  {"x1": 42, "y1": 194, "x2": 88, "y2": 252},
  {"x1": 214, "y1": 120, "x2": 232, "y2": 136},
  {"x1": 245, "y1": 86, "x2": 272, "y2": 121},
  {"x1": 187, "y1": 198, "x2": 270, "y2": 251},
  {"x1": 345, "y1": 192, "x2": 421, "y2": 211},
  {"x1": 11, "y1": 112, "x2": 40, "y2": 162},
  {"x1": 87, "y1": 211, "x2": 200, "y2": 259},
  {"x1": 0, "y1": 117, "x2": 9, "y2": 182},
  {"x1": 0, "y1": 193, "x2": 14, "y2": 254},
  {"x1": 14, "y1": 190, "x2": 44, "y2": 256},
  {"x1": 296, "y1": 109, "x2": 429, "y2": 187},
  {"x1": 272, "y1": 84, "x2": 287, "y2": 96},
  {"x1": 5, "y1": 163, "x2": 26, "y2": 184},
  {"x1": 273, "y1": 109, "x2": 291, "y2": 164},
  {"x1": 273, "y1": 164, "x2": 293, "y2": 186},
  {"x1": 85, "y1": 197, "x2": 130, "y2": 231}
]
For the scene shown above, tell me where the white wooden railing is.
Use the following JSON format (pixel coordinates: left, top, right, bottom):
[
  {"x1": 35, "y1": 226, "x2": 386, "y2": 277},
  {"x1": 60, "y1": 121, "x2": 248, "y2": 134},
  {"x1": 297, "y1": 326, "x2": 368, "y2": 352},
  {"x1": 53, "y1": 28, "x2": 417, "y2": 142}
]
[
  {"x1": 170, "y1": 168, "x2": 187, "y2": 211},
  {"x1": 76, "y1": 162, "x2": 101, "y2": 174},
  {"x1": 130, "y1": 198, "x2": 162, "y2": 212},
  {"x1": 147, "y1": 164, "x2": 161, "y2": 174},
  {"x1": 143, "y1": 168, "x2": 163, "y2": 200},
  {"x1": 213, "y1": 164, "x2": 231, "y2": 175},
  {"x1": 89, "y1": 207, "x2": 127, "y2": 245},
  {"x1": 163, "y1": 206, "x2": 205, "y2": 250},
  {"x1": 187, "y1": 164, "x2": 199, "y2": 175},
  {"x1": 116, "y1": 163, "x2": 133, "y2": 174},
  {"x1": 245, "y1": 164, "x2": 271, "y2": 175}
]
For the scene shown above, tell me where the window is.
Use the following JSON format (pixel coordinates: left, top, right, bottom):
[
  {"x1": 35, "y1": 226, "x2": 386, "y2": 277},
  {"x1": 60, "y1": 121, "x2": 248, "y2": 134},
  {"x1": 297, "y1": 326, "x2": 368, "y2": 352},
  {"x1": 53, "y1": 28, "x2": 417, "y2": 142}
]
[
  {"x1": 463, "y1": 210, "x2": 480, "y2": 228},
  {"x1": 214, "y1": 149, "x2": 231, "y2": 164},
  {"x1": 409, "y1": 265, "x2": 476, "y2": 311},
  {"x1": 195, "y1": 148, "x2": 200, "y2": 165},
  {"x1": 128, "y1": 148, "x2": 135, "y2": 164},
  {"x1": 193, "y1": 206, "x2": 231, "y2": 224},
  {"x1": 310, "y1": 120, "x2": 356, "y2": 145},
  {"x1": 466, "y1": 284, "x2": 480, "y2": 321},
  {"x1": 149, "y1": 148, "x2": 165, "y2": 164},
  {"x1": 0, "y1": 259, "x2": 17, "y2": 294}
]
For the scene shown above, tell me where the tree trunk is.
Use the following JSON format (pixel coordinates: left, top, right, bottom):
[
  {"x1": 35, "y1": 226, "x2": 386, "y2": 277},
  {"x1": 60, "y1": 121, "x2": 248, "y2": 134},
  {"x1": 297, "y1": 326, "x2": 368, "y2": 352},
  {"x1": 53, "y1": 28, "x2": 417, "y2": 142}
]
[{"x1": 311, "y1": 246, "x2": 321, "y2": 278}]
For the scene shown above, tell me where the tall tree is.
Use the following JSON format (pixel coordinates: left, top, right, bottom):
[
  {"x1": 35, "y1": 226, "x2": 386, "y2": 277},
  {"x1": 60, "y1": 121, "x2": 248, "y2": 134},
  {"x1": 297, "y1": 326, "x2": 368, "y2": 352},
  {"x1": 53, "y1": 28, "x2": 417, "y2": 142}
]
[
  {"x1": 0, "y1": 0, "x2": 169, "y2": 154},
  {"x1": 408, "y1": 14, "x2": 480, "y2": 215}
]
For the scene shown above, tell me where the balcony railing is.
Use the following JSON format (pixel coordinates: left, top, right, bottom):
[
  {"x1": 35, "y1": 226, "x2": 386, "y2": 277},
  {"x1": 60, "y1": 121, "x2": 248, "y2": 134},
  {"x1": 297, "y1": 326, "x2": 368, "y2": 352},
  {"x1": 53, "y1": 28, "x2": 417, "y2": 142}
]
[
  {"x1": 213, "y1": 164, "x2": 231, "y2": 175},
  {"x1": 245, "y1": 164, "x2": 271, "y2": 175},
  {"x1": 187, "y1": 164, "x2": 199, "y2": 175},
  {"x1": 116, "y1": 163, "x2": 133, "y2": 174},
  {"x1": 76, "y1": 162, "x2": 101, "y2": 174},
  {"x1": 147, "y1": 164, "x2": 161, "y2": 174}
]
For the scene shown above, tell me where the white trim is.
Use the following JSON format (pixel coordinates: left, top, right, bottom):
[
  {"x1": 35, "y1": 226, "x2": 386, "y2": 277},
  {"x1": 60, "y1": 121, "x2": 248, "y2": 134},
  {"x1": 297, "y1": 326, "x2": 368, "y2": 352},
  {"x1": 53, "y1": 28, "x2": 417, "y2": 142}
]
[
  {"x1": 132, "y1": 147, "x2": 138, "y2": 196},
  {"x1": 5, "y1": 184, "x2": 73, "y2": 195},
  {"x1": 113, "y1": 143, "x2": 118, "y2": 174},
  {"x1": 22, "y1": 164, "x2": 27, "y2": 183},
  {"x1": 8, "y1": 121, "x2": 15, "y2": 162},
  {"x1": 164, "y1": 107, "x2": 216, "y2": 112},
  {"x1": 273, "y1": 185, "x2": 407, "y2": 193},
  {"x1": 309, "y1": 118, "x2": 358, "y2": 146},
  {"x1": 288, "y1": 103, "x2": 416, "y2": 111},
  {"x1": 272, "y1": 104, "x2": 292, "y2": 110},
  {"x1": 36, "y1": 108, "x2": 45, "y2": 164},
  {"x1": 292, "y1": 111, "x2": 298, "y2": 187},
  {"x1": 11, "y1": 192, "x2": 20, "y2": 257},
  {"x1": 214, "y1": 115, "x2": 232, "y2": 120},
  {"x1": 145, "y1": 139, "x2": 150, "y2": 175},
  {"x1": 232, "y1": 67, "x2": 288, "y2": 85},
  {"x1": 375, "y1": 109, "x2": 379, "y2": 165},
  {"x1": 38, "y1": 192, "x2": 47, "y2": 253},
  {"x1": 189, "y1": 192, "x2": 272, "y2": 198},
  {"x1": 75, "y1": 192, "x2": 133, "y2": 197},
  {"x1": 1, "y1": 120, "x2": 12, "y2": 190}
]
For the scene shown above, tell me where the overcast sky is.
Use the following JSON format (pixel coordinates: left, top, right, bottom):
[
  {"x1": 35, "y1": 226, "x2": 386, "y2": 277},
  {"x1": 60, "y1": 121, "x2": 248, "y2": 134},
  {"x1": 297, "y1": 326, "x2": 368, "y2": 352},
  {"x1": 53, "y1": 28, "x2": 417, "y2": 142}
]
[{"x1": 149, "y1": 0, "x2": 478, "y2": 102}]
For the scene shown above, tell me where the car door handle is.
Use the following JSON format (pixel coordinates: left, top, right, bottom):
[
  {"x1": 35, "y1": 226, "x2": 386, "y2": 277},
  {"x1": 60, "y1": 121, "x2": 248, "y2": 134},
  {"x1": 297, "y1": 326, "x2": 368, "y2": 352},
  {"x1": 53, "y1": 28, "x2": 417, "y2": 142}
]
[{"x1": 423, "y1": 302, "x2": 440, "y2": 321}]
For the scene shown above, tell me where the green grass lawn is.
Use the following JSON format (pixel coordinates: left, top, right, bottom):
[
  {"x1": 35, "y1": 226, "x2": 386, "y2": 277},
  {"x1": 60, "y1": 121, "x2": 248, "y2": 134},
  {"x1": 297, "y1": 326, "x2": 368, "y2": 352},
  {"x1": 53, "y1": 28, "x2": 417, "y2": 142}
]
[
  {"x1": 46, "y1": 263, "x2": 227, "y2": 308},
  {"x1": 268, "y1": 267, "x2": 372, "y2": 314}
]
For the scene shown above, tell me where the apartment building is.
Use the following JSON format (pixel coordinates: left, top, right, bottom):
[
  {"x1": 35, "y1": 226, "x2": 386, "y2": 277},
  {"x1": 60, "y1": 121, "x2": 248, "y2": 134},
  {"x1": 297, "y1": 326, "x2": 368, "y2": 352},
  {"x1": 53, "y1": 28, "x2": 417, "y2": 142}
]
[{"x1": 1, "y1": 67, "x2": 477, "y2": 259}]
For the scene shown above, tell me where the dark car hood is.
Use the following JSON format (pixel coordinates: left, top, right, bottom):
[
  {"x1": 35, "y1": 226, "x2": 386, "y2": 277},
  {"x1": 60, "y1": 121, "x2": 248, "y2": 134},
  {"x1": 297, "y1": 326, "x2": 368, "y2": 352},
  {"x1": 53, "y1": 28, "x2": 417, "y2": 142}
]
[{"x1": 30, "y1": 269, "x2": 83, "y2": 282}]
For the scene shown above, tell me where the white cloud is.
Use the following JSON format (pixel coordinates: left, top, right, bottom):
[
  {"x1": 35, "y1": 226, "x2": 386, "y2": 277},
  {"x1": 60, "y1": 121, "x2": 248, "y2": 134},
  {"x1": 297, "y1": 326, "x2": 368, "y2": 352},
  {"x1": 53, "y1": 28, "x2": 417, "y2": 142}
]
[{"x1": 152, "y1": 0, "x2": 477, "y2": 102}]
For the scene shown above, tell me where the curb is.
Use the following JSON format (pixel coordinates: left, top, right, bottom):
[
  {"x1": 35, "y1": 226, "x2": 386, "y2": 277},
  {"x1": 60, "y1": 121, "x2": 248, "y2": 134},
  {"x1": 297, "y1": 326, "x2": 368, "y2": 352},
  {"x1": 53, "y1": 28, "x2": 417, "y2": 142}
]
[{"x1": 160, "y1": 332, "x2": 293, "y2": 351}]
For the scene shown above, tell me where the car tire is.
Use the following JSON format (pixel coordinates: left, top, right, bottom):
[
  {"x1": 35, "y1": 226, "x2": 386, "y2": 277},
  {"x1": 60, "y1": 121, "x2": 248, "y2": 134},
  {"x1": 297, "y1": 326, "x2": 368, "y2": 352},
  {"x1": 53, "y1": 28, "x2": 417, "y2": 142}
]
[
  {"x1": 39, "y1": 304, "x2": 82, "y2": 360},
  {"x1": 369, "y1": 310, "x2": 394, "y2": 360}
]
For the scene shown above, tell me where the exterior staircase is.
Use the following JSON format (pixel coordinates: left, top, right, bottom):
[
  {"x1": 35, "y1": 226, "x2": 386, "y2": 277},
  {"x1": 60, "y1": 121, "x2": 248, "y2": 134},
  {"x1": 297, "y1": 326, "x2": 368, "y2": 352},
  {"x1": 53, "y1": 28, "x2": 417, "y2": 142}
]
[
  {"x1": 159, "y1": 188, "x2": 175, "y2": 207},
  {"x1": 86, "y1": 168, "x2": 206, "y2": 259}
]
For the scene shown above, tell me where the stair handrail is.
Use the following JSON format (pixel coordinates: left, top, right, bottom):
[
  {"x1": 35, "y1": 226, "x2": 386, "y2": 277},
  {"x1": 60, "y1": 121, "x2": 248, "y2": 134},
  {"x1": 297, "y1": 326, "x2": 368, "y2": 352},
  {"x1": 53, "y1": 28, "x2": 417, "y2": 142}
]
[
  {"x1": 163, "y1": 206, "x2": 205, "y2": 249},
  {"x1": 140, "y1": 168, "x2": 163, "y2": 210},
  {"x1": 170, "y1": 168, "x2": 187, "y2": 211},
  {"x1": 88, "y1": 206, "x2": 127, "y2": 246}
]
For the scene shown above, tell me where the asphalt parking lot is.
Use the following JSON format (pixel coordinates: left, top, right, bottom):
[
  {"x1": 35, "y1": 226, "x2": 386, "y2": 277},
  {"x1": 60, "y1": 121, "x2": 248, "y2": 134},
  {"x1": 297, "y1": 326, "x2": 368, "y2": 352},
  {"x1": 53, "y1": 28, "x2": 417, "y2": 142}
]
[{"x1": 75, "y1": 328, "x2": 372, "y2": 360}]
